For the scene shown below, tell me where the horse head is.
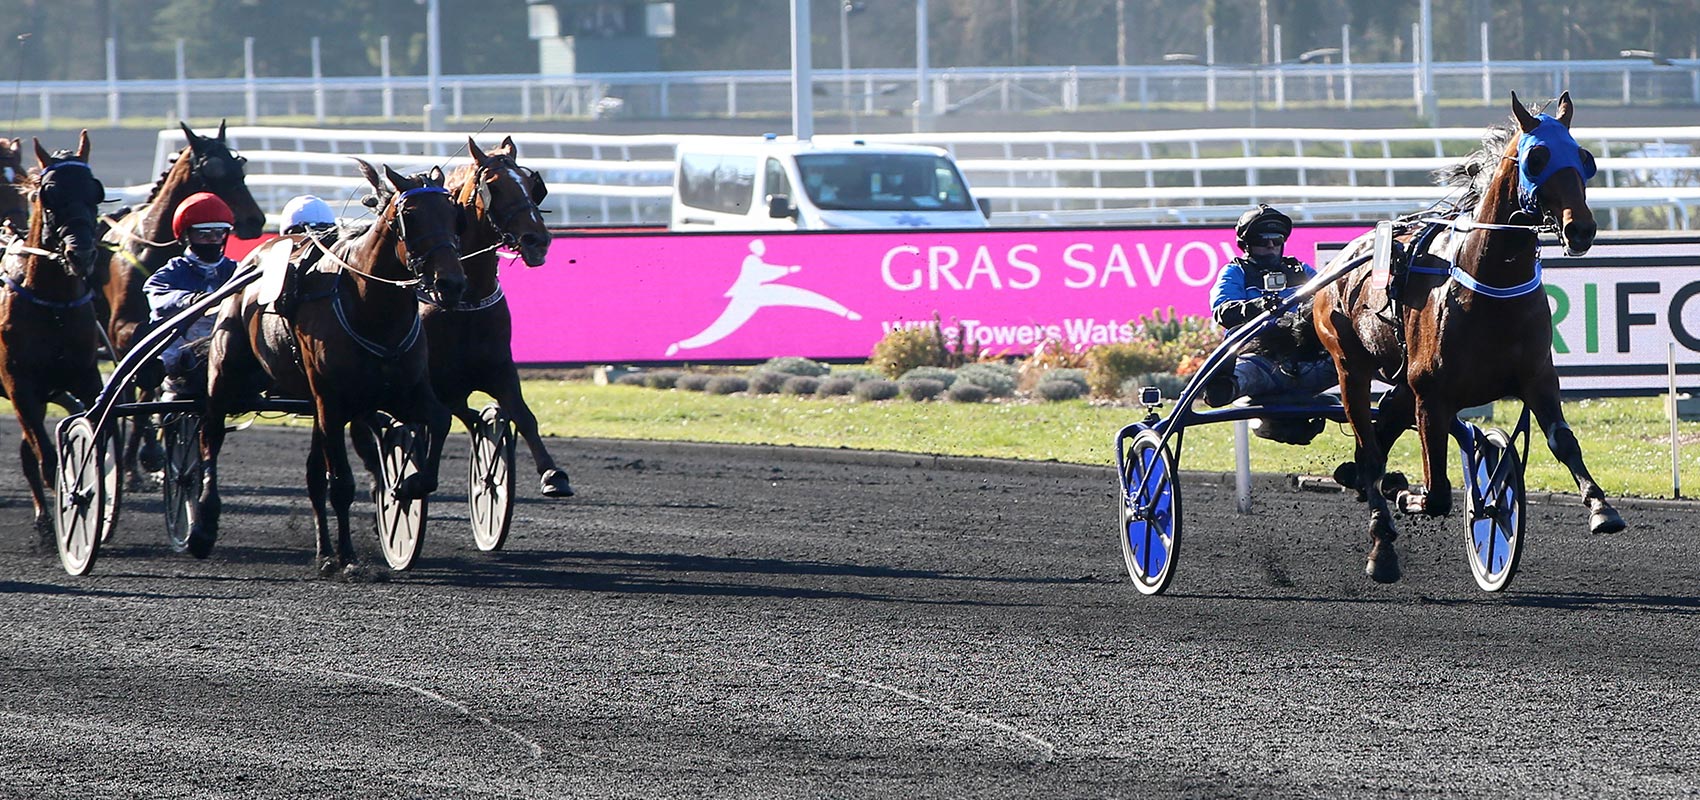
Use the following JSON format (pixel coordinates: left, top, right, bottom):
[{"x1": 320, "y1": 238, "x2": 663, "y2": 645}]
[
  {"x1": 1509, "y1": 91, "x2": 1597, "y2": 256},
  {"x1": 356, "y1": 158, "x2": 466, "y2": 307},
  {"x1": 461, "y1": 136, "x2": 551, "y2": 267},
  {"x1": 0, "y1": 138, "x2": 27, "y2": 234},
  {"x1": 179, "y1": 120, "x2": 266, "y2": 239},
  {"x1": 30, "y1": 130, "x2": 103, "y2": 278}
]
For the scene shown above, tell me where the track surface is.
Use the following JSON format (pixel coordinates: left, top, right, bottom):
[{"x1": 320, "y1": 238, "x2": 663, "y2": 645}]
[{"x1": 2, "y1": 426, "x2": 1697, "y2": 799}]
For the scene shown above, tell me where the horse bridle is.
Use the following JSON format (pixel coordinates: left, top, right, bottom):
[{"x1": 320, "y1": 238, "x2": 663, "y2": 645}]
[
  {"x1": 467, "y1": 159, "x2": 544, "y2": 252},
  {"x1": 0, "y1": 159, "x2": 101, "y2": 309}
]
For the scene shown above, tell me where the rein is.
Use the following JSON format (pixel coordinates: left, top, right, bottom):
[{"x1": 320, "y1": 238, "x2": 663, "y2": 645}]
[{"x1": 1404, "y1": 215, "x2": 1551, "y2": 300}]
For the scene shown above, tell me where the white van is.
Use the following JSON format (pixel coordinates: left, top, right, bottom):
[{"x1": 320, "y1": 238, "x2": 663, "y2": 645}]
[{"x1": 669, "y1": 135, "x2": 991, "y2": 231}]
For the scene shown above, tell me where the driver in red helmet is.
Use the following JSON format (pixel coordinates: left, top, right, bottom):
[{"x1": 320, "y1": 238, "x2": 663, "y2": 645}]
[{"x1": 144, "y1": 191, "x2": 240, "y2": 399}]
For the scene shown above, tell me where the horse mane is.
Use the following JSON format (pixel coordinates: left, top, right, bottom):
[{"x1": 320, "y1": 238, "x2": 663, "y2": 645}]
[
  {"x1": 141, "y1": 149, "x2": 188, "y2": 206},
  {"x1": 1430, "y1": 124, "x2": 1517, "y2": 214}
]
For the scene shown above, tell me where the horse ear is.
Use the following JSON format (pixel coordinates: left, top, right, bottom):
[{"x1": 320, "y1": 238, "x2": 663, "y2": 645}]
[
  {"x1": 467, "y1": 138, "x2": 488, "y2": 165},
  {"x1": 353, "y1": 157, "x2": 381, "y2": 191},
  {"x1": 75, "y1": 129, "x2": 91, "y2": 161},
  {"x1": 1555, "y1": 91, "x2": 1574, "y2": 127},
  {"x1": 217, "y1": 118, "x2": 228, "y2": 140},
  {"x1": 1510, "y1": 91, "x2": 1539, "y2": 133},
  {"x1": 180, "y1": 121, "x2": 204, "y2": 152},
  {"x1": 428, "y1": 165, "x2": 446, "y2": 186},
  {"x1": 382, "y1": 163, "x2": 414, "y2": 192},
  {"x1": 32, "y1": 138, "x2": 50, "y2": 168},
  {"x1": 501, "y1": 135, "x2": 518, "y2": 156}
]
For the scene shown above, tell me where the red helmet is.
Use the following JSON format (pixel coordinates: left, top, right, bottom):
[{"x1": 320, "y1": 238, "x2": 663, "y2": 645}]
[{"x1": 172, "y1": 192, "x2": 235, "y2": 239}]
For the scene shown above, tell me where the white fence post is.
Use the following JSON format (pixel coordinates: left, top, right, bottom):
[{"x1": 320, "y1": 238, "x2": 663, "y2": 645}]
[
  {"x1": 1273, "y1": 24, "x2": 1284, "y2": 111},
  {"x1": 311, "y1": 37, "x2": 325, "y2": 124},
  {"x1": 1480, "y1": 22, "x2": 1491, "y2": 105},
  {"x1": 105, "y1": 37, "x2": 118, "y2": 126},
  {"x1": 1205, "y1": 25, "x2": 1217, "y2": 111},
  {"x1": 1342, "y1": 24, "x2": 1353, "y2": 110},
  {"x1": 380, "y1": 36, "x2": 393, "y2": 120},
  {"x1": 243, "y1": 37, "x2": 257, "y2": 125},
  {"x1": 175, "y1": 39, "x2": 188, "y2": 122}
]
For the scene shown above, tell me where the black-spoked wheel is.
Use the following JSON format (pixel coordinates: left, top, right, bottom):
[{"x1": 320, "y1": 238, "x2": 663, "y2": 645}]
[
  {"x1": 98, "y1": 422, "x2": 124, "y2": 544},
  {"x1": 369, "y1": 413, "x2": 428, "y2": 571},
  {"x1": 54, "y1": 417, "x2": 105, "y2": 576},
  {"x1": 1119, "y1": 428, "x2": 1181, "y2": 595},
  {"x1": 1461, "y1": 425, "x2": 1525, "y2": 592},
  {"x1": 467, "y1": 403, "x2": 516, "y2": 552},
  {"x1": 161, "y1": 414, "x2": 203, "y2": 554}
]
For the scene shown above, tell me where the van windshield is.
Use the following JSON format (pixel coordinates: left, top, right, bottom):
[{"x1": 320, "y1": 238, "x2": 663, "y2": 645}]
[{"x1": 796, "y1": 153, "x2": 975, "y2": 212}]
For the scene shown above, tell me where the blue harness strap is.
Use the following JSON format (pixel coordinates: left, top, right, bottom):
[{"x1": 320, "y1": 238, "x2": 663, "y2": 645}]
[{"x1": 1, "y1": 273, "x2": 95, "y2": 310}]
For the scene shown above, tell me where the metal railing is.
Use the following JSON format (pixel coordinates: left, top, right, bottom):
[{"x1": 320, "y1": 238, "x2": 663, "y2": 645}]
[
  {"x1": 10, "y1": 57, "x2": 1700, "y2": 129},
  {"x1": 129, "y1": 125, "x2": 1700, "y2": 230}
]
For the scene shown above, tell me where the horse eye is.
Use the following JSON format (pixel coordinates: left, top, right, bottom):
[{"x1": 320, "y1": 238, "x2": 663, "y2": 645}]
[{"x1": 1522, "y1": 145, "x2": 1550, "y2": 178}]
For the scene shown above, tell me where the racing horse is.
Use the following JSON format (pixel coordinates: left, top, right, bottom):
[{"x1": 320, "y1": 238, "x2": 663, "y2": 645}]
[
  {"x1": 0, "y1": 138, "x2": 28, "y2": 234},
  {"x1": 195, "y1": 160, "x2": 465, "y2": 572},
  {"x1": 432, "y1": 136, "x2": 573, "y2": 498},
  {"x1": 0, "y1": 132, "x2": 107, "y2": 536},
  {"x1": 97, "y1": 121, "x2": 264, "y2": 481},
  {"x1": 1314, "y1": 92, "x2": 1626, "y2": 584}
]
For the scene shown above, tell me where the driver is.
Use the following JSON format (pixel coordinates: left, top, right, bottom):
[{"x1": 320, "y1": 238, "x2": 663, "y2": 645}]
[
  {"x1": 1203, "y1": 204, "x2": 1336, "y2": 408},
  {"x1": 280, "y1": 193, "x2": 339, "y2": 239},
  {"x1": 144, "y1": 192, "x2": 240, "y2": 400}
]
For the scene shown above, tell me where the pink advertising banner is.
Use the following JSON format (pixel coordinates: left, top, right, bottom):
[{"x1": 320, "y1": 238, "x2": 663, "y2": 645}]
[{"x1": 500, "y1": 225, "x2": 1371, "y2": 364}]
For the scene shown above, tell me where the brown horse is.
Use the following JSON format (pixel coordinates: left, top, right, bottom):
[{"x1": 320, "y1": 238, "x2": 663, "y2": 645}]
[
  {"x1": 432, "y1": 136, "x2": 573, "y2": 498},
  {"x1": 0, "y1": 132, "x2": 106, "y2": 535},
  {"x1": 1315, "y1": 92, "x2": 1626, "y2": 584},
  {"x1": 0, "y1": 138, "x2": 28, "y2": 235},
  {"x1": 197, "y1": 160, "x2": 466, "y2": 572}
]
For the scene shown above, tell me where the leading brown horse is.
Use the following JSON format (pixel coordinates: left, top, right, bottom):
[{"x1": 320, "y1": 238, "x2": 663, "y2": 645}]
[
  {"x1": 0, "y1": 132, "x2": 106, "y2": 536},
  {"x1": 433, "y1": 136, "x2": 573, "y2": 498},
  {"x1": 1314, "y1": 92, "x2": 1626, "y2": 584},
  {"x1": 197, "y1": 160, "x2": 465, "y2": 573}
]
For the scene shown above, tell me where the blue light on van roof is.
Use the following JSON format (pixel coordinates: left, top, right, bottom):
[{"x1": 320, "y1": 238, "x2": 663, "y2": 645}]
[{"x1": 763, "y1": 132, "x2": 778, "y2": 141}]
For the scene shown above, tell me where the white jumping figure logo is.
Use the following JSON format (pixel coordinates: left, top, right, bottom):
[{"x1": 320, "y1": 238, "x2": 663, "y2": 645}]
[{"x1": 666, "y1": 239, "x2": 861, "y2": 356}]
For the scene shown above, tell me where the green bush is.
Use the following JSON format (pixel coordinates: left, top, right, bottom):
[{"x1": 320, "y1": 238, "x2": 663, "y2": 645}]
[
  {"x1": 705, "y1": 375, "x2": 749, "y2": 395},
  {"x1": 871, "y1": 325, "x2": 950, "y2": 378},
  {"x1": 1085, "y1": 341, "x2": 1173, "y2": 397},
  {"x1": 1041, "y1": 368, "x2": 1090, "y2": 393},
  {"x1": 780, "y1": 375, "x2": 821, "y2": 395},
  {"x1": 853, "y1": 379, "x2": 901, "y2": 402},
  {"x1": 955, "y1": 363, "x2": 1017, "y2": 397},
  {"x1": 900, "y1": 378, "x2": 946, "y2": 401},
  {"x1": 1035, "y1": 379, "x2": 1084, "y2": 402},
  {"x1": 676, "y1": 373, "x2": 712, "y2": 392},
  {"x1": 899, "y1": 366, "x2": 957, "y2": 388},
  {"x1": 615, "y1": 372, "x2": 648, "y2": 387},
  {"x1": 815, "y1": 376, "x2": 858, "y2": 397},
  {"x1": 644, "y1": 369, "x2": 684, "y2": 389},
  {"x1": 760, "y1": 357, "x2": 831, "y2": 377},
  {"x1": 947, "y1": 382, "x2": 988, "y2": 403},
  {"x1": 748, "y1": 370, "x2": 788, "y2": 394}
]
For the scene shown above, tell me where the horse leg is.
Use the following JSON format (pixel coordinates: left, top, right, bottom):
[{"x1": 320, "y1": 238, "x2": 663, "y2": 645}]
[
  {"x1": 1402, "y1": 403, "x2": 1454, "y2": 518},
  {"x1": 1339, "y1": 365, "x2": 1402, "y2": 584},
  {"x1": 491, "y1": 370, "x2": 573, "y2": 498},
  {"x1": 10, "y1": 395, "x2": 55, "y2": 540},
  {"x1": 391, "y1": 389, "x2": 451, "y2": 502},
  {"x1": 304, "y1": 426, "x2": 337, "y2": 574},
  {"x1": 1526, "y1": 377, "x2": 1626, "y2": 534},
  {"x1": 320, "y1": 421, "x2": 360, "y2": 569},
  {"x1": 1334, "y1": 384, "x2": 1416, "y2": 502}
]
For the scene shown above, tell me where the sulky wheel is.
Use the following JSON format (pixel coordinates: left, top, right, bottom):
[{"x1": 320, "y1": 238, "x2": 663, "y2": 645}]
[
  {"x1": 1118, "y1": 428, "x2": 1181, "y2": 595},
  {"x1": 467, "y1": 402, "x2": 517, "y2": 552},
  {"x1": 54, "y1": 417, "x2": 106, "y2": 576},
  {"x1": 370, "y1": 413, "x2": 429, "y2": 571},
  {"x1": 1461, "y1": 426, "x2": 1526, "y2": 592},
  {"x1": 161, "y1": 414, "x2": 204, "y2": 554},
  {"x1": 98, "y1": 422, "x2": 124, "y2": 544}
]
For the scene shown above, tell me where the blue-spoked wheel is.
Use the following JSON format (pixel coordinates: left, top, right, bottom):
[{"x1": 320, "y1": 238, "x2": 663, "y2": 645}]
[
  {"x1": 1119, "y1": 429, "x2": 1181, "y2": 594},
  {"x1": 1461, "y1": 426, "x2": 1525, "y2": 592}
]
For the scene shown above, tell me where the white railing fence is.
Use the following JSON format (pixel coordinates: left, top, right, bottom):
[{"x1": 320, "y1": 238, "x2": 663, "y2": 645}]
[{"x1": 130, "y1": 126, "x2": 1700, "y2": 231}]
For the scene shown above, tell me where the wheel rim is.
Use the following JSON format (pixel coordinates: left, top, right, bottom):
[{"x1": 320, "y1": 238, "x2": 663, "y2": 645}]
[
  {"x1": 1120, "y1": 431, "x2": 1179, "y2": 594},
  {"x1": 54, "y1": 418, "x2": 104, "y2": 576},
  {"x1": 99, "y1": 424, "x2": 123, "y2": 543},
  {"x1": 374, "y1": 419, "x2": 427, "y2": 570},
  {"x1": 163, "y1": 415, "x2": 202, "y2": 553},
  {"x1": 467, "y1": 404, "x2": 515, "y2": 552},
  {"x1": 1463, "y1": 428, "x2": 1524, "y2": 591}
]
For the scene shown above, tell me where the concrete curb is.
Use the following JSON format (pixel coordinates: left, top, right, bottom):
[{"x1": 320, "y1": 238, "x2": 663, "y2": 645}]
[{"x1": 563, "y1": 436, "x2": 1697, "y2": 513}]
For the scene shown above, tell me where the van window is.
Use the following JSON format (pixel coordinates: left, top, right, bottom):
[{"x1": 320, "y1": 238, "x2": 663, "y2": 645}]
[
  {"x1": 763, "y1": 157, "x2": 792, "y2": 201},
  {"x1": 679, "y1": 153, "x2": 757, "y2": 214},
  {"x1": 796, "y1": 153, "x2": 974, "y2": 212}
]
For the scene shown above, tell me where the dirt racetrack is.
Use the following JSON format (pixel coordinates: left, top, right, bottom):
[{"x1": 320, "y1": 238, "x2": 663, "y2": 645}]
[{"x1": 2, "y1": 425, "x2": 1698, "y2": 799}]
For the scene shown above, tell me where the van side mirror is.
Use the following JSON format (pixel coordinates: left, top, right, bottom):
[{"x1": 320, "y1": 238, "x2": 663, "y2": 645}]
[
  {"x1": 977, "y1": 198, "x2": 992, "y2": 219},
  {"x1": 767, "y1": 194, "x2": 797, "y2": 220}
]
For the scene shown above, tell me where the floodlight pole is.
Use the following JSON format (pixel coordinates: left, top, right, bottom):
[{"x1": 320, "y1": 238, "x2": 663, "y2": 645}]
[
  {"x1": 424, "y1": 0, "x2": 443, "y2": 131},
  {"x1": 791, "y1": 0, "x2": 814, "y2": 141},
  {"x1": 915, "y1": 0, "x2": 931, "y2": 132}
]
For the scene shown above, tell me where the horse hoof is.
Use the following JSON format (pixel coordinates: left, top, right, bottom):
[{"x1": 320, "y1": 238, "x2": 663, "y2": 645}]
[
  {"x1": 185, "y1": 523, "x2": 218, "y2": 560},
  {"x1": 1380, "y1": 471, "x2": 1409, "y2": 500},
  {"x1": 317, "y1": 558, "x2": 340, "y2": 578},
  {"x1": 1590, "y1": 507, "x2": 1627, "y2": 535},
  {"x1": 1332, "y1": 461, "x2": 1358, "y2": 489},
  {"x1": 138, "y1": 440, "x2": 165, "y2": 474},
  {"x1": 540, "y1": 469, "x2": 574, "y2": 498},
  {"x1": 394, "y1": 475, "x2": 437, "y2": 501},
  {"x1": 1364, "y1": 543, "x2": 1403, "y2": 584}
]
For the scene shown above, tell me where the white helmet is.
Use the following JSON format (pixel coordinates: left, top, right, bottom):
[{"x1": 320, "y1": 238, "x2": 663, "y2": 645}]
[{"x1": 281, "y1": 194, "x2": 336, "y2": 232}]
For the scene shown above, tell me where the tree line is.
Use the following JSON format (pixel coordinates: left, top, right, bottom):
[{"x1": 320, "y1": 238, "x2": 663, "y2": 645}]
[{"x1": 4, "y1": 0, "x2": 1697, "y2": 82}]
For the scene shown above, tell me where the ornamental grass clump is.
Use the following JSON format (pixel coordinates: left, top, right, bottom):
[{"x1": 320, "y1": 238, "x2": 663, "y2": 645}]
[
  {"x1": 815, "y1": 377, "x2": 858, "y2": 397},
  {"x1": 1041, "y1": 368, "x2": 1090, "y2": 394},
  {"x1": 644, "y1": 369, "x2": 684, "y2": 389},
  {"x1": 760, "y1": 357, "x2": 831, "y2": 377},
  {"x1": 675, "y1": 373, "x2": 713, "y2": 392},
  {"x1": 615, "y1": 372, "x2": 648, "y2": 387},
  {"x1": 955, "y1": 363, "x2": 1018, "y2": 397},
  {"x1": 947, "y1": 382, "x2": 989, "y2": 403},
  {"x1": 852, "y1": 378, "x2": 901, "y2": 402},
  {"x1": 780, "y1": 375, "x2": 821, "y2": 395},
  {"x1": 748, "y1": 370, "x2": 789, "y2": 395},
  {"x1": 900, "y1": 378, "x2": 946, "y2": 401},
  {"x1": 898, "y1": 366, "x2": 957, "y2": 388},
  {"x1": 705, "y1": 375, "x2": 749, "y2": 395},
  {"x1": 1035, "y1": 379, "x2": 1084, "y2": 402}
]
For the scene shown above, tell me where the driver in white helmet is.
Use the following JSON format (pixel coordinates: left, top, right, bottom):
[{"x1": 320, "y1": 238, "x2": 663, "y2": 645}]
[
  {"x1": 280, "y1": 194, "x2": 339, "y2": 238},
  {"x1": 1203, "y1": 204, "x2": 1337, "y2": 415}
]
